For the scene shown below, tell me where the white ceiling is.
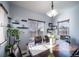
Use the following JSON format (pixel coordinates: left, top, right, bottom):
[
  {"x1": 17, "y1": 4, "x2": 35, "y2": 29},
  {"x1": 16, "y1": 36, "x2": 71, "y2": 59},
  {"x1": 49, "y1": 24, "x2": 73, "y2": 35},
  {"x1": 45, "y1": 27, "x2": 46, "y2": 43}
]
[{"x1": 10, "y1": 1, "x2": 79, "y2": 14}]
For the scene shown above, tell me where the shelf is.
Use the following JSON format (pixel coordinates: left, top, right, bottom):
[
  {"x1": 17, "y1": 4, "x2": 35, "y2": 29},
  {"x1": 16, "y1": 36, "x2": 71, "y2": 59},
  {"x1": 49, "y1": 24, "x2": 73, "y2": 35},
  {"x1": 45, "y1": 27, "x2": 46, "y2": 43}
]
[
  {"x1": 21, "y1": 20, "x2": 27, "y2": 22},
  {"x1": 12, "y1": 22, "x2": 19, "y2": 24},
  {"x1": 17, "y1": 27, "x2": 28, "y2": 29}
]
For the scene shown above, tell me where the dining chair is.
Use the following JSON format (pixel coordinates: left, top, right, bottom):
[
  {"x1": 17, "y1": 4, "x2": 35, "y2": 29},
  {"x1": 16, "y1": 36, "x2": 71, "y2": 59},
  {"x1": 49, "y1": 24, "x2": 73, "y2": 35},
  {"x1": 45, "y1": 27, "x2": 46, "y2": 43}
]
[
  {"x1": 20, "y1": 43, "x2": 30, "y2": 57},
  {"x1": 71, "y1": 48, "x2": 79, "y2": 57}
]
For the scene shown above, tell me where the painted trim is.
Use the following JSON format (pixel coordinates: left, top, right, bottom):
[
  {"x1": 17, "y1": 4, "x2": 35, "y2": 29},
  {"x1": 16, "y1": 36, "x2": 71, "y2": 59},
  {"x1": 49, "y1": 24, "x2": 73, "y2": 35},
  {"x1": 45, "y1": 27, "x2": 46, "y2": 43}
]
[
  {"x1": 28, "y1": 18, "x2": 45, "y2": 23},
  {"x1": 57, "y1": 19, "x2": 69, "y2": 23},
  {"x1": 0, "y1": 3, "x2": 8, "y2": 14},
  {"x1": 0, "y1": 40, "x2": 7, "y2": 46}
]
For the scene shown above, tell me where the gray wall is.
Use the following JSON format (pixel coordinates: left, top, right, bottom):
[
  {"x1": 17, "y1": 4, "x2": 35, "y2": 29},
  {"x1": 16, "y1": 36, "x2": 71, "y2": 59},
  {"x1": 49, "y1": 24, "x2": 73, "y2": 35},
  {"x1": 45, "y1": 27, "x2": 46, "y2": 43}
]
[
  {"x1": 0, "y1": 1, "x2": 9, "y2": 57},
  {"x1": 55, "y1": 5, "x2": 79, "y2": 46},
  {"x1": 9, "y1": 4, "x2": 52, "y2": 50}
]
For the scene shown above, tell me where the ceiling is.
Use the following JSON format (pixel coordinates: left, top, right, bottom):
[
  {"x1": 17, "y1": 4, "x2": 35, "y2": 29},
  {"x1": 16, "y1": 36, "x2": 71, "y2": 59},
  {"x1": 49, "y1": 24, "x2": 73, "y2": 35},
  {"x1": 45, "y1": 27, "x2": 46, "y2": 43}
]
[{"x1": 10, "y1": 1, "x2": 79, "y2": 14}]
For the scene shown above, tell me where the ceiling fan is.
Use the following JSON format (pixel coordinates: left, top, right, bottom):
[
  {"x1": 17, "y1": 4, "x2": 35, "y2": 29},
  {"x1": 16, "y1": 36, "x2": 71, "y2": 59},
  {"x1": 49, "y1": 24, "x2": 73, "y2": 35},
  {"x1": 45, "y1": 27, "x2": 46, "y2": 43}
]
[{"x1": 46, "y1": 1, "x2": 58, "y2": 17}]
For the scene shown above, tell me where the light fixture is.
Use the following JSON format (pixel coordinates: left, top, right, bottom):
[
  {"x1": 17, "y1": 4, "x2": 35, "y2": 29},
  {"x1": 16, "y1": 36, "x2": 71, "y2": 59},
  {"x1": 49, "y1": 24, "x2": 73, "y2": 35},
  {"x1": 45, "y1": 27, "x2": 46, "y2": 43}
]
[{"x1": 46, "y1": 1, "x2": 58, "y2": 17}]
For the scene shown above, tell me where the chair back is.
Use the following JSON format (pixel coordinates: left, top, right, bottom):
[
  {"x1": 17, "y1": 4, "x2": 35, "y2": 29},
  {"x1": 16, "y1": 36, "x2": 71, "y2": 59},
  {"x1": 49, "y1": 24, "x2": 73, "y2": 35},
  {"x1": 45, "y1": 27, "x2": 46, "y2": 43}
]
[
  {"x1": 72, "y1": 48, "x2": 79, "y2": 57},
  {"x1": 12, "y1": 43, "x2": 22, "y2": 57}
]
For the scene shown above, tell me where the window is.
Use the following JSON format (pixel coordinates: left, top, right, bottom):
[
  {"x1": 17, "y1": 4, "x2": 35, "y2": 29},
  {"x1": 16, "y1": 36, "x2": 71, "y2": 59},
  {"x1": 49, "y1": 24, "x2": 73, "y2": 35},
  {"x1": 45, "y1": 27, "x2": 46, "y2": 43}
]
[
  {"x1": 0, "y1": 4, "x2": 8, "y2": 44},
  {"x1": 28, "y1": 19, "x2": 45, "y2": 40},
  {"x1": 57, "y1": 20, "x2": 69, "y2": 36}
]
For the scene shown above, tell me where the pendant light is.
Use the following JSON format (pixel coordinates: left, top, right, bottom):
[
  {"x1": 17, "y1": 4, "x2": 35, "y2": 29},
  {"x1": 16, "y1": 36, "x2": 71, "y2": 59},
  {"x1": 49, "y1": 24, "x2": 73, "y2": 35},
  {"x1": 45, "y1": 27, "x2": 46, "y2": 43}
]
[{"x1": 46, "y1": 1, "x2": 58, "y2": 17}]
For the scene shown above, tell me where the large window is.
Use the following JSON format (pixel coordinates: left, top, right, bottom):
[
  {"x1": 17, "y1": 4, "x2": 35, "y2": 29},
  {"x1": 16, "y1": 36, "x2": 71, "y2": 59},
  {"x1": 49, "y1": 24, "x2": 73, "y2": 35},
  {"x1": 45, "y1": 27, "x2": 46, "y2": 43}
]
[
  {"x1": 0, "y1": 4, "x2": 8, "y2": 44},
  {"x1": 28, "y1": 19, "x2": 45, "y2": 40}
]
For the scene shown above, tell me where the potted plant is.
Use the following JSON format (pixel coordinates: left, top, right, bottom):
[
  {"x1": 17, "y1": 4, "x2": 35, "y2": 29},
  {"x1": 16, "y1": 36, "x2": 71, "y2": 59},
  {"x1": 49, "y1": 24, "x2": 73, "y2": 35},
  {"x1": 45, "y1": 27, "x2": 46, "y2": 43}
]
[
  {"x1": 5, "y1": 28, "x2": 19, "y2": 56},
  {"x1": 7, "y1": 29, "x2": 19, "y2": 39}
]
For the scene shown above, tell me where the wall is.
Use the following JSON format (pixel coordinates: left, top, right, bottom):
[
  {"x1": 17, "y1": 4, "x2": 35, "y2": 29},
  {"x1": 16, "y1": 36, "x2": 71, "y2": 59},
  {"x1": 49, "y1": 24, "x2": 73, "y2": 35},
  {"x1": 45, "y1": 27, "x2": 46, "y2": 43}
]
[
  {"x1": 55, "y1": 5, "x2": 79, "y2": 46},
  {"x1": 9, "y1": 4, "x2": 52, "y2": 50},
  {"x1": 0, "y1": 1, "x2": 9, "y2": 57},
  {"x1": 72, "y1": 5, "x2": 79, "y2": 45}
]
